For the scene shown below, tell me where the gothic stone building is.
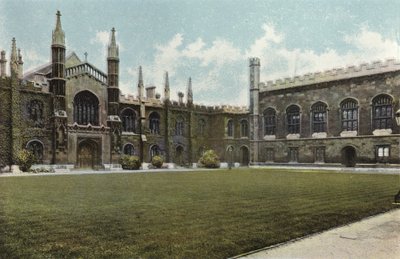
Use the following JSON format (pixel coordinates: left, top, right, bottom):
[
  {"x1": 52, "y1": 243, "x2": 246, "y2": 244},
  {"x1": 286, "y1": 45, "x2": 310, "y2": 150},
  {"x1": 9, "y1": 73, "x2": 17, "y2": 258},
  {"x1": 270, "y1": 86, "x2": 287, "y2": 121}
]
[
  {"x1": 1, "y1": 12, "x2": 400, "y2": 171},
  {"x1": 0, "y1": 12, "x2": 250, "y2": 170},
  {"x1": 249, "y1": 57, "x2": 400, "y2": 166}
]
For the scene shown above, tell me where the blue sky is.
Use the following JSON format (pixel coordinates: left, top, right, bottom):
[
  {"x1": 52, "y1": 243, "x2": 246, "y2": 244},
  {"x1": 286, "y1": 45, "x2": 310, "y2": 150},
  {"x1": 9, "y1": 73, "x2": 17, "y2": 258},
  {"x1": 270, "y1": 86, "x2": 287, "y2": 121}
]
[{"x1": 0, "y1": 0, "x2": 399, "y2": 105}]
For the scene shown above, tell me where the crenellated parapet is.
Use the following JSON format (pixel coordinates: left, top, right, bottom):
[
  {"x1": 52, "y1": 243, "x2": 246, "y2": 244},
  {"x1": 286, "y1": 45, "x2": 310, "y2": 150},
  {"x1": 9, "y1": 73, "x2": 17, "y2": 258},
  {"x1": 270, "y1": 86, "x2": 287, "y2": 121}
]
[{"x1": 260, "y1": 59, "x2": 400, "y2": 92}]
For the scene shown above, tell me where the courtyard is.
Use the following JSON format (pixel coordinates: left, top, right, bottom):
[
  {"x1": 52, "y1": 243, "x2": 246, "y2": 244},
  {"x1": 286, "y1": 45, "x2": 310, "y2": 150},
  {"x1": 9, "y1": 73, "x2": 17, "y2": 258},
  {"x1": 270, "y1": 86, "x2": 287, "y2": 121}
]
[{"x1": 0, "y1": 168, "x2": 398, "y2": 258}]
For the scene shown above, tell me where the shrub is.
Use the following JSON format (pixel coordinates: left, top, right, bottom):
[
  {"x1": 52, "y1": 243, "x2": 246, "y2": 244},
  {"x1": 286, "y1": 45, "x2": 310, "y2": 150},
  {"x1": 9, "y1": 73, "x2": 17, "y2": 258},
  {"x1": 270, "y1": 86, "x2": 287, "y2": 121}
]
[
  {"x1": 120, "y1": 155, "x2": 141, "y2": 170},
  {"x1": 151, "y1": 155, "x2": 164, "y2": 168},
  {"x1": 198, "y1": 149, "x2": 220, "y2": 168},
  {"x1": 15, "y1": 149, "x2": 36, "y2": 172}
]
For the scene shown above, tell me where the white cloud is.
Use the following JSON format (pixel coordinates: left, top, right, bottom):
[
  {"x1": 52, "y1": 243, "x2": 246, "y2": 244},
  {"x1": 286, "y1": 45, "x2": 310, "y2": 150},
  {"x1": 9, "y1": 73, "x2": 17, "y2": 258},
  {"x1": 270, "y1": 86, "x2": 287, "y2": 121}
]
[
  {"x1": 23, "y1": 49, "x2": 48, "y2": 74},
  {"x1": 121, "y1": 23, "x2": 398, "y2": 107}
]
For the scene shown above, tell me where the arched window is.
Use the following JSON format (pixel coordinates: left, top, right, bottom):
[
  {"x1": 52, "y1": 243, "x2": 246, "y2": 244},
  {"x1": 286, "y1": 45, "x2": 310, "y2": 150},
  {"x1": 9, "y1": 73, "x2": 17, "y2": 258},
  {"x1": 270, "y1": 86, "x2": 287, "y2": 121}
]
[
  {"x1": 150, "y1": 145, "x2": 160, "y2": 158},
  {"x1": 311, "y1": 102, "x2": 327, "y2": 133},
  {"x1": 341, "y1": 99, "x2": 358, "y2": 131},
  {"x1": 263, "y1": 108, "x2": 276, "y2": 135},
  {"x1": 123, "y1": 143, "x2": 135, "y2": 155},
  {"x1": 240, "y1": 120, "x2": 249, "y2": 137},
  {"x1": 121, "y1": 109, "x2": 136, "y2": 132},
  {"x1": 175, "y1": 116, "x2": 184, "y2": 136},
  {"x1": 287, "y1": 105, "x2": 300, "y2": 134},
  {"x1": 26, "y1": 140, "x2": 43, "y2": 163},
  {"x1": 149, "y1": 112, "x2": 160, "y2": 134},
  {"x1": 198, "y1": 119, "x2": 206, "y2": 136},
  {"x1": 73, "y1": 91, "x2": 99, "y2": 125},
  {"x1": 227, "y1": 119, "x2": 234, "y2": 137},
  {"x1": 372, "y1": 94, "x2": 393, "y2": 130},
  {"x1": 28, "y1": 100, "x2": 44, "y2": 128}
]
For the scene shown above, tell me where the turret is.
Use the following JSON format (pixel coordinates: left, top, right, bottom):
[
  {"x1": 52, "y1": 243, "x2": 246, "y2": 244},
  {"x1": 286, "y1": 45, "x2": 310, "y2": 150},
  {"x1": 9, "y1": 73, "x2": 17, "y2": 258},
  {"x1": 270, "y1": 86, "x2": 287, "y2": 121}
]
[
  {"x1": 164, "y1": 71, "x2": 170, "y2": 101},
  {"x1": 107, "y1": 27, "x2": 119, "y2": 116},
  {"x1": 178, "y1": 92, "x2": 184, "y2": 103},
  {"x1": 138, "y1": 66, "x2": 144, "y2": 100},
  {"x1": 187, "y1": 77, "x2": 193, "y2": 105},
  {"x1": 0, "y1": 50, "x2": 6, "y2": 77},
  {"x1": 50, "y1": 10, "x2": 66, "y2": 112},
  {"x1": 10, "y1": 38, "x2": 18, "y2": 76},
  {"x1": 249, "y1": 57, "x2": 260, "y2": 163},
  {"x1": 50, "y1": 10, "x2": 67, "y2": 164},
  {"x1": 17, "y1": 49, "x2": 23, "y2": 79}
]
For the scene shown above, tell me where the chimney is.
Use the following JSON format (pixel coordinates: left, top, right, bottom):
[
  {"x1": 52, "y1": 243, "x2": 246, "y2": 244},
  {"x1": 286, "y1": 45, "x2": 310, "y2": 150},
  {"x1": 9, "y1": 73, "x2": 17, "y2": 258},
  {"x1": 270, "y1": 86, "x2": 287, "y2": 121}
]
[
  {"x1": 146, "y1": 86, "x2": 156, "y2": 99},
  {"x1": 178, "y1": 91, "x2": 184, "y2": 103}
]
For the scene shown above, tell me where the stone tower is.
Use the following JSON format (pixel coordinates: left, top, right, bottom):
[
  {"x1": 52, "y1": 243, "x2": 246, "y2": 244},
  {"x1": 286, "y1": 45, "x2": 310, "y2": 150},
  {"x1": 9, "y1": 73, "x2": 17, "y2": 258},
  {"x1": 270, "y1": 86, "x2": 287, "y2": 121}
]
[
  {"x1": 50, "y1": 10, "x2": 68, "y2": 163},
  {"x1": 249, "y1": 57, "x2": 260, "y2": 163},
  {"x1": 10, "y1": 38, "x2": 22, "y2": 166},
  {"x1": 107, "y1": 27, "x2": 122, "y2": 163},
  {"x1": 107, "y1": 27, "x2": 119, "y2": 116}
]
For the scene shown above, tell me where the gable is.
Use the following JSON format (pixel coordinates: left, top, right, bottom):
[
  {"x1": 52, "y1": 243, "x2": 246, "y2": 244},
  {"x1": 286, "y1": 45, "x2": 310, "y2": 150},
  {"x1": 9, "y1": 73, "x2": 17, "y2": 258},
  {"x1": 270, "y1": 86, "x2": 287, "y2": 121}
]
[{"x1": 65, "y1": 52, "x2": 82, "y2": 68}]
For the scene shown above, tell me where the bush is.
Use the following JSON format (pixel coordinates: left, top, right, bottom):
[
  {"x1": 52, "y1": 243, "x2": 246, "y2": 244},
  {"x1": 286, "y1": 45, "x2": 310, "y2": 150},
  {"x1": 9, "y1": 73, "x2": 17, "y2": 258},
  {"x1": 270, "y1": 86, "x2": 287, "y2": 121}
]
[
  {"x1": 151, "y1": 155, "x2": 164, "y2": 168},
  {"x1": 198, "y1": 149, "x2": 220, "y2": 168},
  {"x1": 15, "y1": 149, "x2": 36, "y2": 172},
  {"x1": 120, "y1": 155, "x2": 141, "y2": 170}
]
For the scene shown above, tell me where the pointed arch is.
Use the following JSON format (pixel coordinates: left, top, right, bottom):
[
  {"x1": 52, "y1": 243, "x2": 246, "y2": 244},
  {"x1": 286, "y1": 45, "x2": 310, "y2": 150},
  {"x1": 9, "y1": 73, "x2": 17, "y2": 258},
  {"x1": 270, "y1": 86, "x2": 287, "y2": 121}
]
[
  {"x1": 311, "y1": 101, "x2": 328, "y2": 133},
  {"x1": 372, "y1": 94, "x2": 393, "y2": 130},
  {"x1": 286, "y1": 105, "x2": 300, "y2": 134},
  {"x1": 73, "y1": 90, "x2": 99, "y2": 125}
]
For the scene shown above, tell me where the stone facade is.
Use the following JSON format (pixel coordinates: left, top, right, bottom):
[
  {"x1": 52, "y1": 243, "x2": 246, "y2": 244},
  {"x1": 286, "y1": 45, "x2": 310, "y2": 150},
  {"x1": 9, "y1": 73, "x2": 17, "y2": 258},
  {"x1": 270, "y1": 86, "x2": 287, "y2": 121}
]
[
  {"x1": 250, "y1": 57, "x2": 400, "y2": 166},
  {"x1": 0, "y1": 12, "x2": 249, "y2": 171}
]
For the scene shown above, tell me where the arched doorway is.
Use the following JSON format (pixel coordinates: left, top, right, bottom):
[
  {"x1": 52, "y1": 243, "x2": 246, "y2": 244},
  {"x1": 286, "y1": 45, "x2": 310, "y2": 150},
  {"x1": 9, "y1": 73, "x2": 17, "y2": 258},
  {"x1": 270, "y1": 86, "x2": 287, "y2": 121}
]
[
  {"x1": 175, "y1": 145, "x2": 184, "y2": 166},
  {"x1": 77, "y1": 139, "x2": 99, "y2": 169},
  {"x1": 240, "y1": 146, "x2": 250, "y2": 166},
  {"x1": 342, "y1": 146, "x2": 356, "y2": 167}
]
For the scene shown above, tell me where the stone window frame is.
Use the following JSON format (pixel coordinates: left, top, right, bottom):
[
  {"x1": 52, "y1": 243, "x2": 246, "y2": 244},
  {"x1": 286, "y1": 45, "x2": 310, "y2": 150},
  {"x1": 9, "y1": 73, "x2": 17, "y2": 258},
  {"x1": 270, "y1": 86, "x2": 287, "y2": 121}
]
[
  {"x1": 310, "y1": 101, "x2": 328, "y2": 133},
  {"x1": 286, "y1": 105, "x2": 301, "y2": 135},
  {"x1": 340, "y1": 98, "x2": 359, "y2": 132},
  {"x1": 227, "y1": 119, "x2": 234, "y2": 137},
  {"x1": 120, "y1": 108, "x2": 137, "y2": 133},
  {"x1": 263, "y1": 107, "x2": 276, "y2": 136},
  {"x1": 27, "y1": 99, "x2": 44, "y2": 128},
  {"x1": 375, "y1": 145, "x2": 390, "y2": 163},
  {"x1": 73, "y1": 90, "x2": 100, "y2": 126},
  {"x1": 149, "y1": 144, "x2": 161, "y2": 159},
  {"x1": 175, "y1": 116, "x2": 185, "y2": 136},
  {"x1": 288, "y1": 147, "x2": 299, "y2": 163},
  {"x1": 198, "y1": 118, "x2": 206, "y2": 136},
  {"x1": 265, "y1": 148, "x2": 274, "y2": 162},
  {"x1": 314, "y1": 146, "x2": 325, "y2": 163},
  {"x1": 371, "y1": 94, "x2": 393, "y2": 130},
  {"x1": 26, "y1": 139, "x2": 44, "y2": 164},
  {"x1": 240, "y1": 119, "x2": 249, "y2": 138},
  {"x1": 149, "y1": 112, "x2": 161, "y2": 135},
  {"x1": 123, "y1": 143, "x2": 135, "y2": 156}
]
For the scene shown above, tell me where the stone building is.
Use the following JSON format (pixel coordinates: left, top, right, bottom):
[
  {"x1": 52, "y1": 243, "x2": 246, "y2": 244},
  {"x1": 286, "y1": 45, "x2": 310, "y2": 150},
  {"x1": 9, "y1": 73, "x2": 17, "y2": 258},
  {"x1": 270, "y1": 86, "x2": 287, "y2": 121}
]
[
  {"x1": 0, "y1": 12, "x2": 250, "y2": 171},
  {"x1": 249, "y1": 57, "x2": 400, "y2": 166}
]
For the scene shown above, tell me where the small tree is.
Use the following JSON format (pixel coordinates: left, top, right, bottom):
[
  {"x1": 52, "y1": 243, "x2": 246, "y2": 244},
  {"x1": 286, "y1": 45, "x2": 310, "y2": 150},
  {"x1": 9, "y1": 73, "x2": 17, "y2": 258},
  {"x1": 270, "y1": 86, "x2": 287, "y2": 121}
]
[
  {"x1": 120, "y1": 155, "x2": 141, "y2": 170},
  {"x1": 15, "y1": 149, "x2": 36, "y2": 172},
  {"x1": 151, "y1": 155, "x2": 164, "y2": 168},
  {"x1": 198, "y1": 149, "x2": 220, "y2": 168}
]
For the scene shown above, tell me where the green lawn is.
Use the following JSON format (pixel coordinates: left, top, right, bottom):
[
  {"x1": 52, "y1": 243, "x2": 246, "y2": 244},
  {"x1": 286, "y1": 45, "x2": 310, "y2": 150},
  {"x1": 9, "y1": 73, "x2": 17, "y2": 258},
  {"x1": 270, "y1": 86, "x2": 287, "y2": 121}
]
[{"x1": 0, "y1": 169, "x2": 398, "y2": 258}]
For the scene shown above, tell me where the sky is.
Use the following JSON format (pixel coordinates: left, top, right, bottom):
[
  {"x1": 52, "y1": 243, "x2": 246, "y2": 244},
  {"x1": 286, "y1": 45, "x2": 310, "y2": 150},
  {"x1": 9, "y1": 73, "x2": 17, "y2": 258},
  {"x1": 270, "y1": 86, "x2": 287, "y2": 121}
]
[{"x1": 0, "y1": 0, "x2": 399, "y2": 106}]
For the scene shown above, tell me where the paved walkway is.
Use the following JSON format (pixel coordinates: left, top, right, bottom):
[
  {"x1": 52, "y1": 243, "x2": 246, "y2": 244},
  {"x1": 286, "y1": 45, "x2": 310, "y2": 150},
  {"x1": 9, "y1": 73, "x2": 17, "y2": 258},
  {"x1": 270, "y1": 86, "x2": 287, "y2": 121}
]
[{"x1": 236, "y1": 208, "x2": 400, "y2": 259}]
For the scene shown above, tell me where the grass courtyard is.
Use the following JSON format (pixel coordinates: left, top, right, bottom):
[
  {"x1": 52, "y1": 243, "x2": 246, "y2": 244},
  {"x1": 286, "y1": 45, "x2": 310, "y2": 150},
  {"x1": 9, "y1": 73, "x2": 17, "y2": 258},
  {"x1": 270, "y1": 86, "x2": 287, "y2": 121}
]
[{"x1": 0, "y1": 168, "x2": 398, "y2": 258}]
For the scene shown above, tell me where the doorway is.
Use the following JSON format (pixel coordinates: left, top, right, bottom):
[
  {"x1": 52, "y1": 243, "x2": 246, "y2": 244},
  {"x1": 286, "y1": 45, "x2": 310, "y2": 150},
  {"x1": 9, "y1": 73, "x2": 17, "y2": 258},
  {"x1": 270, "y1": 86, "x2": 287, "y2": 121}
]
[
  {"x1": 77, "y1": 139, "x2": 99, "y2": 169},
  {"x1": 342, "y1": 146, "x2": 356, "y2": 167}
]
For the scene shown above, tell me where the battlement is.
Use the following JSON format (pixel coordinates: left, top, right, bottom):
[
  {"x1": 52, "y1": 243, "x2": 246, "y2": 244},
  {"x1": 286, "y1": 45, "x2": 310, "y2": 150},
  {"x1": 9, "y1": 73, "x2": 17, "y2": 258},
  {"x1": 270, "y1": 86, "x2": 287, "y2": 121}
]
[
  {"x1": 260, "y1": 59, "x2": 400, "y2": 92},
  {"x1": 249, "y1": 57, "x2": 260, "y2": 67}
]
